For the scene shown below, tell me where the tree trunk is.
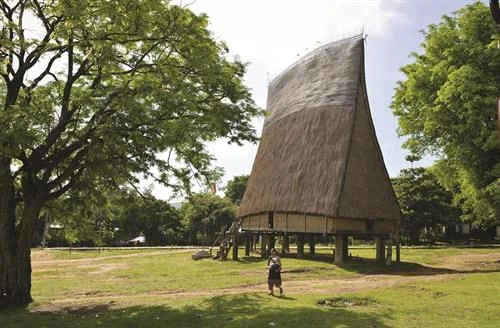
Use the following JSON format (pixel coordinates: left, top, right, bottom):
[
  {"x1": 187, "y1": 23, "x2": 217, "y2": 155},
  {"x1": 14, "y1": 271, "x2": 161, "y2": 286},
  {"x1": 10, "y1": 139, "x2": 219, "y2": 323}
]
[{"x1": 0, "y1": 164, "x2": 45, "y2": 308}]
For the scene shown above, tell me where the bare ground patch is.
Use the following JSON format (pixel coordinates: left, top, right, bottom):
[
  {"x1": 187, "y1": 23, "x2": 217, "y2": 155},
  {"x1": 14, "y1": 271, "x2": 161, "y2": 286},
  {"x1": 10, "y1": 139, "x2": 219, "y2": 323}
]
[
  {"x1": 434, "y1": 253, "x2": 500, "y2": 271},
  {"x1": 77, "y1": 263, "x2": 130, "y2": 274}
]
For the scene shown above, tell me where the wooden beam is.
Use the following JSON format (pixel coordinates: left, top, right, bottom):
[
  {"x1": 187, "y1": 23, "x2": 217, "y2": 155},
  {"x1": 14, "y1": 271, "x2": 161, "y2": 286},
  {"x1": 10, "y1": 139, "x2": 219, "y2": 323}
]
[
  {"x1": 309, "y1": 235, "x2": 315, "y2": 255},
  {"x1": 269, "y1": 234, "x2": 275, "y2": 251},
  {"x1": 244, "y1": 234, "x2": 251, "y2": 256},
  {"x1": 296, "y1": 233, "x2": 304, "y2": 259},
  {"x1": 375, "y1": 236, "x2": 385, "y2": 263},
  {"x1": 385, "y1": 238, "x2": 393, "y2": 266},
  {"x1": 335, "y1": 233, "x2": 345, "y2": 264},
  {"x1": 261, "y1": 234, "x2": 267, "y2": 258},
  {"x1": 396, "y1": 243, "x2": 400, "y2": 263},
  {"x1": 281, "y1": 234, "x2": 289, "y2": 257},
  {"x1": 232, "y1": 230, "x2": 239, "y2": 261},
  {"x1": 342, "y1": 234, "x2": 349, "y2": 260}
]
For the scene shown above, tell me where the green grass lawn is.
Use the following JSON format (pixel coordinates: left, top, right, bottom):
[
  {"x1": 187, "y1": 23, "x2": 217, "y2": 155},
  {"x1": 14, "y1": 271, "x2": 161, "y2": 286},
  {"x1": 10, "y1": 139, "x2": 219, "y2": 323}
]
[{"x1": 1, "y1": 246, "x2": 499, "y2": 327}]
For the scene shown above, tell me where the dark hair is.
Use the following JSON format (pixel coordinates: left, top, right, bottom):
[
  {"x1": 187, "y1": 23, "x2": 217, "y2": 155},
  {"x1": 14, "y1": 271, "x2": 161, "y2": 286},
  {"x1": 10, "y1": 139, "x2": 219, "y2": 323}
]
[{"x1": 270, "y1": 248, "x2": 277, "y2": 254}]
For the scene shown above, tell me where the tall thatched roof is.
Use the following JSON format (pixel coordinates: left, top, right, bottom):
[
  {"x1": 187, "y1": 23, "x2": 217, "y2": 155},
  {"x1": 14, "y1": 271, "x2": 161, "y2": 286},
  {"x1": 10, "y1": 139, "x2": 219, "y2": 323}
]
[{"x1": 238, "y1": 35, "x2": 401, "y2": 221}]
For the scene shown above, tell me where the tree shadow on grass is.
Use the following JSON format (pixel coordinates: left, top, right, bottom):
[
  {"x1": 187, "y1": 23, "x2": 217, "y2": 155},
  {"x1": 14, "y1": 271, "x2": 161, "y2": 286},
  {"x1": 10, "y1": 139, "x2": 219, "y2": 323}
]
[
  {"x1": 335, "y1": 258, "x2": 500, "y2": 277},
  {"x1": 2, "y1": 293, "x2": 392, "y2": 328},
  {"x1": 236, "y1": 252, "x2": 500, "y2": 277},
  {"x1": 236, "y1": 256, "x2": 266, "y2": 264}
]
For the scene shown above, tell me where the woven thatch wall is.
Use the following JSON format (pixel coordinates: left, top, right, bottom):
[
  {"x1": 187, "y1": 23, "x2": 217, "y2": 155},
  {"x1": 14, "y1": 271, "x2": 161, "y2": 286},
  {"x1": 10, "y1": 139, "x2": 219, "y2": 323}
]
[
  {"x1": 337, "y1": 82, "x2": 401, "y2": 220},
  {"x1": 238, "y1": 35, "x2": 400, "y2": 225}
]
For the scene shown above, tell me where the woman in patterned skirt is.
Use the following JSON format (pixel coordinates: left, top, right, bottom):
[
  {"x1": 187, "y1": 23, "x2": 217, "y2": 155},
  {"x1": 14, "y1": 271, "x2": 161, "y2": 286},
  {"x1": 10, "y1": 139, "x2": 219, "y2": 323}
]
[{"x1": 267, "y1": 248, "x2": 284, "y2": 296}]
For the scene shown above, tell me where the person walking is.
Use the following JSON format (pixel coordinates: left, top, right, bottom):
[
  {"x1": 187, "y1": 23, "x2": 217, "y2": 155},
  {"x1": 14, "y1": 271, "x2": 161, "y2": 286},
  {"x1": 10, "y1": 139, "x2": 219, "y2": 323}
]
[{"x1": 267, "y1": 248, "x2": 284, "y2": 296}]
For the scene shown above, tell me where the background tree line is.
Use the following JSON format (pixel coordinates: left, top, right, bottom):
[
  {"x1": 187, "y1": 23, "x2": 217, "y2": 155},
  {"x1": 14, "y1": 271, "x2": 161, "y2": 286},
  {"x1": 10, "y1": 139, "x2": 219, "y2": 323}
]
[{"x1": 32, "y1": 175, "x2": 248, "y2": 248}]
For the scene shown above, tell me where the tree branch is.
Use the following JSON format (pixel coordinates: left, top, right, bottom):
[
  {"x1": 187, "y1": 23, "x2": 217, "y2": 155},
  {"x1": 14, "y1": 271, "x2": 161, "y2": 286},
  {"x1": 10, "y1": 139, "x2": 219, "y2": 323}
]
[
  {"x1": 31, "y1": 0, "x2": 50, "y2": 31},
  {"x1": 26, "y1": 49, "x2": 64, "y2": 91},
  {"x1": 46, "y1": 145, "x2": 91, "y2": 191},
  {"x1": 24, "y1": 15, "x2": 64, "y2": 71},
  {"x1": 124, "y1": 177, "x2": 148, "y2": 200},
  {"x1": 17, "y1": 0, "x2": 26, "y2": 60},
  {"x1": 0, "y1": 1, "x2": 12, "y2": 16},
  {"x1": 45, "y1": 167, "x2": 85, "y2": 202}
]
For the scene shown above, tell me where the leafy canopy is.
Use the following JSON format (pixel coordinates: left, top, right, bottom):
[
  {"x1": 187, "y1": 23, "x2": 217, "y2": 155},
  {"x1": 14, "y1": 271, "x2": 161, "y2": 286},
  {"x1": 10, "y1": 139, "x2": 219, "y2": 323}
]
[
  {"x1": 0, "y1": 0, "x2": 262, "y2": 204},
  {"x1": 392, "y1": 167, "x2": 459, "y2": 244},
  {"x1": 118, "y1": 191, "x2": 182, "y2": 246},
  {"x1": 224, "y1": 174, "x2": 249, "y2": 205},
  {"x1": 180, "y1": 193, "x2": 236, "y2": 245},
  {"x1": 391, "y1": 2, "x2": 500, "y2": 225}
]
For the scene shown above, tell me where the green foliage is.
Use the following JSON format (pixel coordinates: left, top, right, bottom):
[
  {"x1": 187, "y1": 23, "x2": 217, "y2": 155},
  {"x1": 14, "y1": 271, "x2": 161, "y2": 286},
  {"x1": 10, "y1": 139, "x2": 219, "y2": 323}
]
[
  {"x1": 391, "y1": 167, "x2": 460, "y2": 244},
  {"x1": 118, "y1": 192, "x2": 183, "y2": 246},
  {"x1": 224, "y1": 174, "x2": 249, "y2": 205},
  {"x1": 38, "y1": 186, "x2": 183, "y2": 246},
  {"x1": 180, "y1": 193, "x2": 237, "y2": 245},
  {"x1": 0, "y1": 0, "x2": 262, "y2": 232},
  {"x1": 391, "y1": 2, "x2": 500, "y2": 226},
  {"x1": 43, "y1": 186, "x2": 119, "y2": 247}
]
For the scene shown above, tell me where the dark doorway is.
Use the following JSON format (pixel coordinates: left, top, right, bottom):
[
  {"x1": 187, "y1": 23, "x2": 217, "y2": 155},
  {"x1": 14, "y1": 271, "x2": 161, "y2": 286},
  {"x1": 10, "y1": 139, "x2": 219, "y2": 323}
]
[
  {"x1": 268, "y1": 212, "x2": 274, "y2": 228},
  {"x1": 366, "y1": 220, "x2": 374, "y2": 232}
]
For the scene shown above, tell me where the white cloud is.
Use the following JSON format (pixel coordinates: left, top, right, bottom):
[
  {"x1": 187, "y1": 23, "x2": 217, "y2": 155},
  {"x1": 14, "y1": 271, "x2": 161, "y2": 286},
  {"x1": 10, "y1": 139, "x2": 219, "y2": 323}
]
[
  {"x1": 191, "y1": 0, "x2": 408, "y2": 93},
  {"x1": 152, "y1": 0, "x2": 410, "y2": 199}
]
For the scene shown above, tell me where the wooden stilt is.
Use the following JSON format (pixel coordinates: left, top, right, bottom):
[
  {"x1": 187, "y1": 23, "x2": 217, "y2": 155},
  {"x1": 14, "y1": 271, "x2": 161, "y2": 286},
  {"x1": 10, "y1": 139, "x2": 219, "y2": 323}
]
[
  {"x1": 335, "y1": 234, "x2": 345, "y2": 264},
  {"x1": 232, "y1": 230, "x2": 239, "y2": 261},
  {"x1": 395, "y1": 229, "x2": 401, "y2": 263},
  {"x1": 396, "y1": 243, "x2": 401, "y2": 263},
  {"x1": 342, "y1": 234, "x2": 349, "y2": 260},
  {"x1": 309, "y1": 235, "x2": 315, "y2": 255},
  {"x1": 281, "y1": 234, "x2": 289, "y2": 256},
  {"x1": 375, "y1": 236, "x2": 385, "y2": 263},
  {"x1": 261, "y1": 234, "x2": 267, "y2": 258},
  {"x1": 385, "y1": 237, "x2": 393, "y2": 266},
  {"x1": 244, "y1": 234, "x2": 251, "y2": 256},
  {"x1": 269, "y1": 234, "x2": 275, "y2": 251},
  {"x1": 296, "y1": 233, "x2": 304, "y2": 259}
]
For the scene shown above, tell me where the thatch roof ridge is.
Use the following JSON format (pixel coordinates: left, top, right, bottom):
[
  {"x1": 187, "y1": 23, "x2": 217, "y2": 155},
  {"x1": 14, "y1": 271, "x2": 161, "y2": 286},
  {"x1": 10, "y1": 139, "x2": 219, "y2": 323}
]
[
  {"x1": 264, "y1": 36, "x2": 363, "y2": 129},
  {"x1": 268, "y1": 34, "x2": 364, "y2": 88}
]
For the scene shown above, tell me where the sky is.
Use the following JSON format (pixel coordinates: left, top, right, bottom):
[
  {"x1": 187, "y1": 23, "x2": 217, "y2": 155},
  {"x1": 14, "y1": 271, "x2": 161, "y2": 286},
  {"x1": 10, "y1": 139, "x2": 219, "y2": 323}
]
[{"x1": 152, "y1": 0, "x2": 483, "y2": 199}]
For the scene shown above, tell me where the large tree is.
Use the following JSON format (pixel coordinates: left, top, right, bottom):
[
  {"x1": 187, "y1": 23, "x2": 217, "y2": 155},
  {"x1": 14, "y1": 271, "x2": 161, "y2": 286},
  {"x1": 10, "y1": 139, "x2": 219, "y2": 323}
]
[
  {"x1": 180, "y1": 193, "x2": 236, "y2": 246},
  {"x1": 118, "y1": 191, "x2": 183, "y2": 246},
  {"x1": 44, "y1": 184, "x2": 118, "y2": 248},
  {"x1": 391, "y1": 2, "x2": 500, "y2": 226},
  {"x1": 0, "y1": 0, "x2": 260, "y2": 307},
  {"x1": 224, "y1": 174, "x2": 249, "y2": 205},
  {"x1": 392, "y1": 167, "x2": 459, "y2": 245}
]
